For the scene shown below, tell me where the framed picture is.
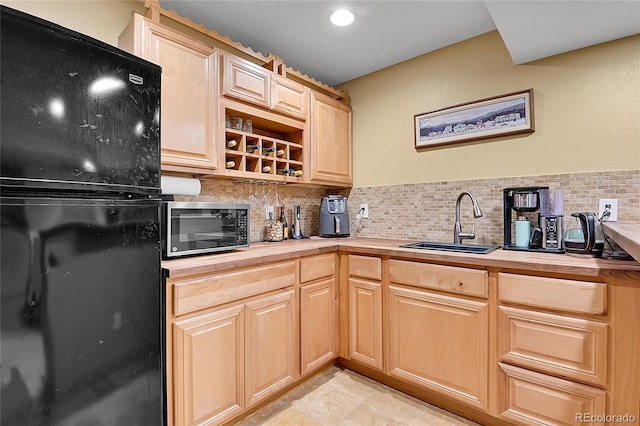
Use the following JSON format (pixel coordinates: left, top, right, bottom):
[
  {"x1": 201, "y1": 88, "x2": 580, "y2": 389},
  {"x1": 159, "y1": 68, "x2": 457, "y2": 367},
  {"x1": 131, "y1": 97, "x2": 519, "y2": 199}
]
[{"x1": 414, "y1": 89, "x2": 534, "y2": 149}]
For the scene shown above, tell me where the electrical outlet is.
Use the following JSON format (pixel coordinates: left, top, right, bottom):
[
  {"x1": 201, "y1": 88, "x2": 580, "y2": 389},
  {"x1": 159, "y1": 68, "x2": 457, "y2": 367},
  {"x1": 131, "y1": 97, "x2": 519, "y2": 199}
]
[
  {"x1": 598, "y1": 198, "x2": 618, "y2": 222},
  {"x1": 360, "y1": 204, "x2": 369, "y2": 219},
  {"x1": 265, "y1": 204, "x2": 274, "y2": 220}
]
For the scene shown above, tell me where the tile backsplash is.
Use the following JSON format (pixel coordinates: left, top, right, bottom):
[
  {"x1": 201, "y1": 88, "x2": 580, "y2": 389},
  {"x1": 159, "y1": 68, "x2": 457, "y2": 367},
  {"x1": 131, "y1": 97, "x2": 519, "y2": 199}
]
[
  {"x1": 345, "y1": 170, "x2": 639, "y2": 245},
  {"x1": 173, "y1": 170, "x2": 638, "y2": 245},
  {"x1": 174, "y1": 179, "x2": 335, "y2": 243}
]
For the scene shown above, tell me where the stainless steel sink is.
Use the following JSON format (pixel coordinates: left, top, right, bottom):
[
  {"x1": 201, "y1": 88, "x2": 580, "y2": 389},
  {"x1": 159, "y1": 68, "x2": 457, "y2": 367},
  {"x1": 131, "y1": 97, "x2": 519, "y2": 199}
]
[{"x1": 400, "y1": 241, "x2": 500, "y2": 254}]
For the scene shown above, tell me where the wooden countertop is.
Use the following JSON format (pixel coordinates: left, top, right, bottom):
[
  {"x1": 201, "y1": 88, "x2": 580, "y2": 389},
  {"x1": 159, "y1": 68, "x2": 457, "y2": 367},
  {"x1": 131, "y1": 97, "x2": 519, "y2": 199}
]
[
  {"x1": 603, "y1": 222, "x2": 640, "y2": 263},
  {"x1": 163, "y1": 238, "x2": 339, "y2": 278},
  {"x1": 163, "y1": 236, "x2": 640, "y2": 279}
]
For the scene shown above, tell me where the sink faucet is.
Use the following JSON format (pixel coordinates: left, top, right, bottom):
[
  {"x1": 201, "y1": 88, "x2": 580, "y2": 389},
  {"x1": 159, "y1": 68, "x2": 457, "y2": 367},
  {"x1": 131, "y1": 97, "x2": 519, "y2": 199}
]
[{"x1": 454, "y1": 191, "x2": 483, "y2": 244}]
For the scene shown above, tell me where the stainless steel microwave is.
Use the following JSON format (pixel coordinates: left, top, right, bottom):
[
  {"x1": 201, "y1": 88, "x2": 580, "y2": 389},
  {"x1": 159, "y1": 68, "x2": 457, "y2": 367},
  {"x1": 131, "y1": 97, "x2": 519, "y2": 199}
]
[{"x1": 162, "y1": 201, "x2": 249, "y2": 258}]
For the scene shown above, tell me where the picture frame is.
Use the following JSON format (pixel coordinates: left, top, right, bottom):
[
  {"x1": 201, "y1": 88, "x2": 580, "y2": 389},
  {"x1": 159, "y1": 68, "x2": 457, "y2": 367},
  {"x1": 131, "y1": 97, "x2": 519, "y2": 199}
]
[{"x1": 414, "y1": 89, "x2": 534, "y2": 149}]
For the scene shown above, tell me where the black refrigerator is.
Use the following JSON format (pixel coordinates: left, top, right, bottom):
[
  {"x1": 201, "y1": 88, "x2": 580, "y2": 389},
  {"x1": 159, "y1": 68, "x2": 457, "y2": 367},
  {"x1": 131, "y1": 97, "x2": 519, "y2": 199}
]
[{"x1": 0, "y1": 6, "x2": 165, "y2": 425}]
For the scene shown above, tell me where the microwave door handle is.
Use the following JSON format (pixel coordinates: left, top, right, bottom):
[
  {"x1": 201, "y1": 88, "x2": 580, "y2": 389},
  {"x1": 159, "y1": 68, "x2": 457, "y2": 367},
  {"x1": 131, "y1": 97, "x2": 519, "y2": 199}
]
[{"x1": 335, "y1": 216, "x2": 341, "y2": 234}]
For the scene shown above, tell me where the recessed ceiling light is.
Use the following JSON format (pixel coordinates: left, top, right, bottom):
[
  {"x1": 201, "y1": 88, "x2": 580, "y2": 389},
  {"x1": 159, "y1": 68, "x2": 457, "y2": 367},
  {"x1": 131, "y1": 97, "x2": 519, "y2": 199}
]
[{"x1": 330, "y1": 9, "x2": 354, "y2": 27}]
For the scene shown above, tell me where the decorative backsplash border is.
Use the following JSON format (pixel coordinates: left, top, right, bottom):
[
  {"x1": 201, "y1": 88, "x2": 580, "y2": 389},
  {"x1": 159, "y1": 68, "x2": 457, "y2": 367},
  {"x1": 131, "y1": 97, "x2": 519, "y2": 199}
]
[{"x1": 174, "y1": 170, "x2": 638, "y2": 244}]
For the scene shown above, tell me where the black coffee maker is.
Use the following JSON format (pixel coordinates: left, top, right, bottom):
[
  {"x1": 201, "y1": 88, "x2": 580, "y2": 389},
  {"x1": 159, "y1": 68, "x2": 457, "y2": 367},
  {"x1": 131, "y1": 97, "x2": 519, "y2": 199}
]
[{"x1": 503, "y1": 186, "x2": 563, "y2": 253}]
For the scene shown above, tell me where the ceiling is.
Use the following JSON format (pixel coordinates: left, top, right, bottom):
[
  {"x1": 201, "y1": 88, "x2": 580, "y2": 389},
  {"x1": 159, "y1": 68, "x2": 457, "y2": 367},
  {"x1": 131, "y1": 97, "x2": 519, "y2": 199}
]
[{"x1": 159, "y1": 1, "x2": 640, "y2": 87}]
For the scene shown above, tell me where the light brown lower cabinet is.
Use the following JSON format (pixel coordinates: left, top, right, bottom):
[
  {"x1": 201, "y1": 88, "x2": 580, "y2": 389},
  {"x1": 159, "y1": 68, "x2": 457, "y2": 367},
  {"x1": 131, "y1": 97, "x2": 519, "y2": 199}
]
[
  {"x1": 348, "y1": 278, "x2": 383, "y2": 370},
  {"x1": 347, "y1": 255, "x2": 383, "y2": 371},
  {"x1": 299, "y1": 253, "x2": 338, "y2": 376},
  {"x1": 498, "y1": 363, "x2": 607, "y2": 426},
  {"x1": 172, "y1": 289, "x2": 295, "y2": 426},
  {"x1": 300, "y1": 278, "x2": 337, "y2": 375},
  {"x1": 387, "y1": 284, "x2": 489, "y2": 410},
  {"x1": 173, "y1": 304, "x2": 245, "y2": 426},
  {"x1": 244, "y1": 290, "x2": 297, "y2": 407},
  {"x1": 165, "y1": 251, "x2": 640, "y2": 426},
  {"x1": 496, "y1": 273, "x2": 613, "y2": 426}
]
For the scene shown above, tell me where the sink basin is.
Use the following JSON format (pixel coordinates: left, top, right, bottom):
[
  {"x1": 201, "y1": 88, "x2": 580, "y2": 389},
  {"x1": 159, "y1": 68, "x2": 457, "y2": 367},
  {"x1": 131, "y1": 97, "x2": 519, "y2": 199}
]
[{"x1": 400, "y1": 241, "x2": 500, "y2": 254}]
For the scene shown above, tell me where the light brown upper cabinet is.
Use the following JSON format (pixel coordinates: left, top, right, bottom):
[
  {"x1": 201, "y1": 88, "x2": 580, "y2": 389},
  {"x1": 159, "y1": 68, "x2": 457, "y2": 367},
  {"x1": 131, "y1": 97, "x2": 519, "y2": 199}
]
[
  {"x1": 221, "y1": 54, "x2": 308, "y2": 121},
  {"x1": 309, "y1": 91, "x2": 353, "y2": 186},
  {"x1": 222, "y1": 54, "x2": 271, "y2": 109},
  {"x1": 271, "y1": 75, "x2": 308, "y2": 120},
  {"x1": 119, "y1": 14, "x2": 218, "y2": 174}
]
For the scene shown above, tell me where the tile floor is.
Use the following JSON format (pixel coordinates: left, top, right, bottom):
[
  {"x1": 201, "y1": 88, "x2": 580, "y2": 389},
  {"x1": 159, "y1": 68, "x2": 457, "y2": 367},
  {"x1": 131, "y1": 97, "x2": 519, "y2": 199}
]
[{"x1": 236, "y1": 367, "x2": 480, "y2": 425}]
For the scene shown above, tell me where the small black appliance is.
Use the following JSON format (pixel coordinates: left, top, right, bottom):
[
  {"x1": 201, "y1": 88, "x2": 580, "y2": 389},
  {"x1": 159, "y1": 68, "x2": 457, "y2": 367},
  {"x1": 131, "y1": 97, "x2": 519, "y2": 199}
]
[
  {"x1": 319, "y1": 195, "x2": 350, "y2": 237},
  {"x1": 162, "y1": 201, "x2": 249, "y2": 258},
  {"x1": 564, "y1": 212, "x2": 604, "y2": 257},
  {"x1": 503, "y1": 186, "x2": 564, "y2": 253}
]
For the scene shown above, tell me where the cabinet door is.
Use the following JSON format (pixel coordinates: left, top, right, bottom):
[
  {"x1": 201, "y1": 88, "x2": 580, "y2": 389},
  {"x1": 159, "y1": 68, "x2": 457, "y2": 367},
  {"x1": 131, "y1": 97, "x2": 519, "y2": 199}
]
[
  {"x1": 349, "y1": 277, "x2": 383, "y2": 370},
  {"x1": 271, "y1": 75, "x2": 308, "y2": 120},
  {"x1": 173, "y1": 304, "x2": 244, "y2": 426},
  {"x1": 309, "y1": 91, "x2": 352, "y2": 186},
  {"x1": 387, "y1": 285, "x2": 489, "y2": 410},
  {"x1": 130, "y1": 17, "x2": 218, "y2": 172},
  {"x1": 300, "y1": 278, "x2": 337, "y2": 375},
  {"x1": 245, "y1": 290, "x2": 296, "y2": 407},
  {"x1": 222, "y1": 54, "x2": 271, "y2": 109}
]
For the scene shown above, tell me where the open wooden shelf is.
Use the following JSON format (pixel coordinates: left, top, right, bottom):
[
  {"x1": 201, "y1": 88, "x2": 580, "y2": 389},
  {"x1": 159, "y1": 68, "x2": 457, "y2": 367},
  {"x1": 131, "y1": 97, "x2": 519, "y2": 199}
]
[{"x1": 222, "y1": 102, "x2": 305, "y2": 182}]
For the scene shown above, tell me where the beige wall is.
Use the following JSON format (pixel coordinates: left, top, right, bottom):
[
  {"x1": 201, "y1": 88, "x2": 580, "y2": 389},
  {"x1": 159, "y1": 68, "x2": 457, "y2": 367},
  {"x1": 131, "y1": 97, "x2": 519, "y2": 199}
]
[
  {"x1": 1, "y1": 0, "x2": 144, "y2": 46},
  {"x1": 340, "y1": 31, "x2": 640, "y2": 188}
]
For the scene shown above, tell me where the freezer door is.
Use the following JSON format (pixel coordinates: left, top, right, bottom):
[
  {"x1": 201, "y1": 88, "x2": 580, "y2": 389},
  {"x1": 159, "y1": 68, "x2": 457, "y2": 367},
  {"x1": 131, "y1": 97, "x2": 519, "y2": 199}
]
[
  {"x1": 0, "y1": 7, "x2": 161, "y2": 194},
  {"x1": 0, "y1": 196, "x2": 164, "y2": 425}
]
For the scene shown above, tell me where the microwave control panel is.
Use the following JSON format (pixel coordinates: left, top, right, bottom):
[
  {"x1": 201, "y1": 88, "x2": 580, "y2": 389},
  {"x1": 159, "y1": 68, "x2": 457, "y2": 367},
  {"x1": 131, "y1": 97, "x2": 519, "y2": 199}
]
[{"x1": 236, "y1": 209, "x2": 248, "y2": 245}]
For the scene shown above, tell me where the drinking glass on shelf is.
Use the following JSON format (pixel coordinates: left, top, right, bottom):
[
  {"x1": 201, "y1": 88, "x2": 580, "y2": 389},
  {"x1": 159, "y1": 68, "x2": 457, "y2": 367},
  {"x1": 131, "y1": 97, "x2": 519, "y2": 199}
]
[
  {"x1": 259, "y1": 180, "x2": 272, "y2": 211},
  {"x1": 244, "y1": 180, "x2": 259, "y2": 207},
  {"x1": 242, "y1": 119, "x2": 253, "y2": 133},
  {"x1": 273, "y1": 182, "x2": 282, "y2": 208},
  {"x1": 230, "y1": 116, "x2": 242, "y2": 131}
]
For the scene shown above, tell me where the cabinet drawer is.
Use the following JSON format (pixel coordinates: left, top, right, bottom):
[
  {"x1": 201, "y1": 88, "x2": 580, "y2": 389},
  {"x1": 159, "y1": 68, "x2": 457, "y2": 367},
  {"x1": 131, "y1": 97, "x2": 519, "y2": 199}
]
[
  {"x1": 499, "y1": 273, "x2": 606, "y2": 315},
  {"x1": 222, "y1": 54, "x2": 270, "y2": 108},
  {"x1": 349, "y1": 255, "x2": 381, "y2": 281},
  {"x1": 389, "y1": 259, "x2": 487, "y2": 297},
  {"x1": 498, "y1": 363, "x2": 606, "y2": 426},
  {"x1": 173, "y1": 261, "x2": 296, "y2": 316},
  {"x1": 499, "y1": 307, "x2": 608, "y2": 386},
  {"x1": 271, "y1": 76, "x2": 308, "y2": 120},
  {"x1": 300, "y1": 253, "x2": 336, "y2": 283}
]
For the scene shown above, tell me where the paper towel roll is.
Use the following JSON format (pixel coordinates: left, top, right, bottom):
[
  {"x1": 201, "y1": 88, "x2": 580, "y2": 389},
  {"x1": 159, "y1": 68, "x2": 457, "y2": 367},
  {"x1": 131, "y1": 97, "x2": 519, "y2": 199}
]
[{"x1": 161, "y1": 176, "x2": 201, "y2": 196}]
